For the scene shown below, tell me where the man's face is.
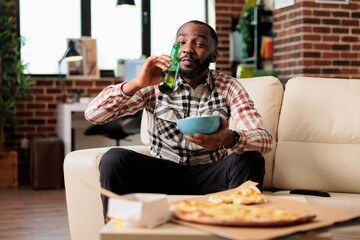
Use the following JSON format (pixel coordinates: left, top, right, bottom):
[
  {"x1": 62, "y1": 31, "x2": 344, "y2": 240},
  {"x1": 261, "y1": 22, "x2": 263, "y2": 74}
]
[{"x1": 176, "y1": 23, "x2": 217, "y2": 80}]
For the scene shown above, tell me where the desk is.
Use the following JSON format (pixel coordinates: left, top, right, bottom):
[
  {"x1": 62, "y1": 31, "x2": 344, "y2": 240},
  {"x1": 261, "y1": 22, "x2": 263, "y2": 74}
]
[{"x1": 57, "y1": 103, "x2": 88, "y2": 156}]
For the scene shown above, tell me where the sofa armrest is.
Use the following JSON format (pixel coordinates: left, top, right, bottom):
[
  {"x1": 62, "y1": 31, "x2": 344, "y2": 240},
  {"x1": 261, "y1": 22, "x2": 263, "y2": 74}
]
[{"x1": 64, "y1": 145, "x2": 149, "y2": 240}]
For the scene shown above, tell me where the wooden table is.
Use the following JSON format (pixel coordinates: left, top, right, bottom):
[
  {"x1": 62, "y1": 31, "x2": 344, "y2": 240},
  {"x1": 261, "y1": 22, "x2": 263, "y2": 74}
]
[{"x1": 99, "y1": 195, "x2": 360, "y2": 240}]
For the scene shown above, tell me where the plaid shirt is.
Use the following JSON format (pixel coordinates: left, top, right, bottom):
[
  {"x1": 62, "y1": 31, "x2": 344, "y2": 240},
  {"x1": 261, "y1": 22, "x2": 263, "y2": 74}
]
[{"x1": 85, "y1": 70, "x2": 273, "y2": 166}]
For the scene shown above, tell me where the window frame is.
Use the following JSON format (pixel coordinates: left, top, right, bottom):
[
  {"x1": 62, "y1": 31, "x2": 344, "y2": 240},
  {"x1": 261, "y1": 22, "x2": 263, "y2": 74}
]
[{"x1": 17, "y1": 0, "x2": 208, "y2": 77}]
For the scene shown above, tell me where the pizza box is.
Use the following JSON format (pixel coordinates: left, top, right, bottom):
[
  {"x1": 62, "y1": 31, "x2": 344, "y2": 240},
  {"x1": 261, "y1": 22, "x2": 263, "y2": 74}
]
[
  {"x1": 80, "y1": 181, "x2": 171, "y2": 228},
  {"x1": 107, "y1": 193, "x2": 171, "y2": 228},
  {"x1": 170, "y1": 181, "x2": 360, "y2": 240}
]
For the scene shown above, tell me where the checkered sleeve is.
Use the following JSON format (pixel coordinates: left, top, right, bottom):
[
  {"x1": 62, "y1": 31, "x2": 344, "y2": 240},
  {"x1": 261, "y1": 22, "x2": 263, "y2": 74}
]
[
  {"x1": 84, "y1": 82, "x2": 154, "y2": 124},
  {"x1": 223, "y1": 77, "x2": 273, "y2": 154}
]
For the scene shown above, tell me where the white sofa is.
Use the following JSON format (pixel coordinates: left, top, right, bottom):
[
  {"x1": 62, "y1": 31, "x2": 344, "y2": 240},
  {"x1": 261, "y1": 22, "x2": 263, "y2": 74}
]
[{"x1": 64, "y1": 76, "x2": 360, "y2": 240}]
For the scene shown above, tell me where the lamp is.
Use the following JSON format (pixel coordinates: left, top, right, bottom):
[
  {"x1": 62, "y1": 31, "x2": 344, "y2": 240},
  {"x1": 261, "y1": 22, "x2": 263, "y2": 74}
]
[
  {"x1": 58, "y1": 40, "x2": 83, "y2": 103},
  {"x1": 116, "y1": 0, "x2": 135, "y2": 7}
]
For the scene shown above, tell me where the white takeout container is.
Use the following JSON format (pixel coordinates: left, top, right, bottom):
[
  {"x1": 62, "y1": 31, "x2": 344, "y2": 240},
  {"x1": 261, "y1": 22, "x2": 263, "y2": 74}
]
[{"x1": 107, "y1": 193, "x2": 171, "y2": 228}]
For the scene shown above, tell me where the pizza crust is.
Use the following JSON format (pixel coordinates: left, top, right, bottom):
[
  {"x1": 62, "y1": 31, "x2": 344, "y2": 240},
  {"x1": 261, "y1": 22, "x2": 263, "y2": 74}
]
[{"x1": 170, "y1": 200, "x2": 316, "y2": 227}]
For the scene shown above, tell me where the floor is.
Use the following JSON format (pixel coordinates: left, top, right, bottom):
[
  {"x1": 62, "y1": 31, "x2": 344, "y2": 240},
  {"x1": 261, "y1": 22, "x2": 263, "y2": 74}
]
[{"x1": 0, "y1": 186, "x2": 70, "y2": 240}]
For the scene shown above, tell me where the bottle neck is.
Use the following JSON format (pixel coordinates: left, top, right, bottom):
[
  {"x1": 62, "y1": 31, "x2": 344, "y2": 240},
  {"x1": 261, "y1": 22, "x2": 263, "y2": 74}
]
[{"x1": 168, "y1": 43, "x2": 180, "y2": 71}]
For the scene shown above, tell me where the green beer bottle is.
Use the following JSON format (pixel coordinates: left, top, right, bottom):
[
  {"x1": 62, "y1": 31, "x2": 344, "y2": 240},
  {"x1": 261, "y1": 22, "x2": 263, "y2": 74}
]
[{"x1": 159, "y1": 42, "x2": 180, "y2": 94}]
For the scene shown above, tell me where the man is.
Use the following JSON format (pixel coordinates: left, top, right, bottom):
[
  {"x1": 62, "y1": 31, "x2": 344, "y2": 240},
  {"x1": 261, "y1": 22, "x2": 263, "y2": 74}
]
[{"x1": 85, "y1": 20, "x2": 273, "y2": 219}]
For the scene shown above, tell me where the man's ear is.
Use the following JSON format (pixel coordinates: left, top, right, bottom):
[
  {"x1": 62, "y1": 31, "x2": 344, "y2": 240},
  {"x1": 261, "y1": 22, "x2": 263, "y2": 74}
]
[{"x1": 211, "y1": 49, "x2": 218, "y2": 63}]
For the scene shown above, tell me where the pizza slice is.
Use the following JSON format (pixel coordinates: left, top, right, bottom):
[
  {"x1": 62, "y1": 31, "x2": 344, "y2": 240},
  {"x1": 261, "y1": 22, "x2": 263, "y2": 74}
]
[{"x1": 208, "y1": 185, "x2": 268, "y2": 205}]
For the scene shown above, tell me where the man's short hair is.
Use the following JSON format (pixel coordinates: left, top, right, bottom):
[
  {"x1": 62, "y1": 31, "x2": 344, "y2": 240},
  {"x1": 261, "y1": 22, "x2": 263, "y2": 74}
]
[{"x1": 177, "y1": 20, "x2": 218, "y2": 48}]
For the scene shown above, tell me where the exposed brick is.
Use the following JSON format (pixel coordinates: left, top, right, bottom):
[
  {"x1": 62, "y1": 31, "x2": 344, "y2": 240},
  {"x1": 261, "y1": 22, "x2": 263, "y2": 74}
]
[
  {"x1": 321, "y1": 3, "x2": 340, "y2": 9},
  {"x1": 333, "y1": 28, "x2": 349, "y2": 34},
  {"x1": 16, "y1": 126, "x2": 35, "y2": 132},
  {"x1": 16, "y1": 111, "x2": 33, "y2": 117},
  {"x1": 342, "y1": 36, "x2": 358, "y2": 42},
  {"x1": 314, "y1": 60, "x2": 331, "y2": 65},
  {"x1": 314, "y1": 10, "x2": 330, "y2": 17},
  {"x1": 314, "y1": 44, "x2": 331, "y2": 50},
  {"x1": 323, "y1": 19, "x2": 340, "y2": 25},
  {"x1": 333, "y1": 60, "x2": 350, "y2": 66},
  {"x1": 342, "y1": 20, "x2": 359, "y2": 26},
  {"x1": 302, "y1": 68, "x2": 321, "y2": 74},
  {"x1": 352, "y1": 28, "x2": 360, "y2": 34},
  {"x1": 323, "y1": 52, "x2": 339, "y2": 58},
  {"x1": 341, "y1": 3, "x2": 359, "y2": 10},
  {"x1": 313, "y1": 27, "x2": 330, "y2": 33},
  {"x1": 31, "y1": 88, "x2": 44, "y2": 94},
  {"x1": 27, "y1": 119, "x2": 45, "y2": 125},
  {"x1": 332, "y1": 44, "x2": 350, "y2": 51},
  {"x1": 37, "y1": 126, "x2": 56, "y2": 132},
  {"x1": 301, "y1": 1, "x2": 319, "y2": 8},
  {"x1": 35, "y1": 111, "x2": 55, "y2": 117},
  {"x1": 303, "y1": 52, "x2": 321, "y2": 58},
  {"x1": 34, "y1": 80, "x2": 55, "y2": 86},
  {"x1": 303, "y1": 35, "x2": 321, "y2": 41},
  {"x1": 303, "y1": 43, "x2": 313, "y2": 49},
  {"x1": 301, "y1": 60, "x2": 313, "y2": 66},
  {"x1": 302, "y1": 26, "x2": 312, "y2": 32},
  {"x1": 351, "y1": 61, "x2": 360, "y2": 66},
  {"x1": 352, "y1": 12, "x2": 360, "y2": 18},
  {"x1": 341, "y1": 68, "x2": 359, "y2": 74},
  {"x1": 303, "y1": 18, "x2": 321, "y2": 24},
  {"x1": 323, "y1": 35, "x2": 340, "y2": 42},
  {"x1": 322, "y1": 68, "x2": 340, "y2": 74},
  {"x1": 75, "y1": 81, "x2": 93, "y2": 87},
  {"x1": 302, "y1": 9, "x2": 312, "y2": 16},
  {"x1": 288, "y1": 11, "x2": 301, "y2": 19},
  {"x1": 333, "y1": 11, "x2": 350, "y2": 18},
  {"x1": 35, "y1": 96, "x2": 54, "y2": 102},
  {"x1": 341, "y1": 53, "x2": 358, "y2": 58},
  {"x1": 27, "y1": 103, "x2": 46, "y2": 109},
  {"x1": 292, "y1": 52, "x2": 302, "y2": 58},
  {"x1": 46, "y1": 88, "x2": 62, "y2": 94}
]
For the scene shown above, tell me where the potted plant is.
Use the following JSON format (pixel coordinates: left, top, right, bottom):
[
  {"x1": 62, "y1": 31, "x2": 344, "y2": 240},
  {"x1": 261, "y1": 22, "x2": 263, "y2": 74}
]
[
  {"x1": 239, "y1": 6, "x2": 255, "y2": 58},
  {"x1": 0, "y1": 0, "x2": 33, "y2": 187},
  {"x1": 117, "y1": 58, "x2": 125, "y2": 78}
]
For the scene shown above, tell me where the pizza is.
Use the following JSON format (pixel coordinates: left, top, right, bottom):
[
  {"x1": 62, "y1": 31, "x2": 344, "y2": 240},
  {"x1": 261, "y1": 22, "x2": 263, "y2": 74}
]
[
  {"x1": 170, "y1": 200, "x2": 316, "y2": 227},
  {"x1": 208, "y1": 185, "x2": 268, "y2": 205}
]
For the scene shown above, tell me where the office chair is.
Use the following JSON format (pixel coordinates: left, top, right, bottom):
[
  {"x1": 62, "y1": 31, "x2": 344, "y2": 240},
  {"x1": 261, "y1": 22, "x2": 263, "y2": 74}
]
[{"x1": 84, "y1": 110, "x2": 142, "y2": 146}]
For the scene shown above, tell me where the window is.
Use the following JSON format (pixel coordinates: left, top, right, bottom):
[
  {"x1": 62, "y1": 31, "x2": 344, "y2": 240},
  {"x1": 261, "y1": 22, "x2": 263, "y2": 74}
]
[
  {"x1": 91, "y1": 0, "x2": 142, "y2": 71},
  {"x1": 19, "y1": 0, "x2": 81, "y2": 75},
  {"x1": 19, "y1": 0, "x2": 207, "y2": 75},
  {"x1": 150, "y1": 0, "x2": 206, "y2": 55}
]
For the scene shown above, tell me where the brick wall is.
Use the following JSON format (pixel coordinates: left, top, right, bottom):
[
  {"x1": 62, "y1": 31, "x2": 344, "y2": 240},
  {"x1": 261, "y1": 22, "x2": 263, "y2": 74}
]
[
  {"x1": 15, "y1": 77, "x2": 120, "y2": 141},
  {"x1": 273, "y1": 0, "x2": 360, "y2": 83},
  {"x1": 215, "y1": 0, "x2": 245, "y2": 74}
]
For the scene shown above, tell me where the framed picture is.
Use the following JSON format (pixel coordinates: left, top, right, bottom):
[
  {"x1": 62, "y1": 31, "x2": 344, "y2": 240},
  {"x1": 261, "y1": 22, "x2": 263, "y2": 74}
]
[
  {"x1": 66, "y1": 37, "x2": 100, "y2": 79},
  {"x1": 274, "y1": 0, "x2": 294, "y2": 9},
  {"x1": 315, "y1": 0, "x2": 348, "y2": 3}
]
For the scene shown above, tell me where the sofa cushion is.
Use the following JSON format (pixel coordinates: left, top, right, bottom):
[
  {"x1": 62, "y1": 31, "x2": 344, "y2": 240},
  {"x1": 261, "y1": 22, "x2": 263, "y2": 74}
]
[
  {"x1": 273, "y1": 77, "x2": 360, "y2": 193},
  {"x1": 238, "y1": 77, "x2": 284, "y2": 189}
]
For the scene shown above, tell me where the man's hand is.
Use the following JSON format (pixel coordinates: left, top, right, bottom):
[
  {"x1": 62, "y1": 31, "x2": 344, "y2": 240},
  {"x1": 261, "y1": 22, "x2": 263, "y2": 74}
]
[
  {"x1": 122, "y1": 55, "x2": 172, "y2": 96},
  {"x1": 185, "y1": 118, "x2": 235, "y2": 150}
]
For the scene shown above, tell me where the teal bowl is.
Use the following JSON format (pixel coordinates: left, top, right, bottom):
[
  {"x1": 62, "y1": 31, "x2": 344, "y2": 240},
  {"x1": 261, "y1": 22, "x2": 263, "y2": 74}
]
[{"x1": 176, "y1": 116, "x2": 221, "y2": 137}]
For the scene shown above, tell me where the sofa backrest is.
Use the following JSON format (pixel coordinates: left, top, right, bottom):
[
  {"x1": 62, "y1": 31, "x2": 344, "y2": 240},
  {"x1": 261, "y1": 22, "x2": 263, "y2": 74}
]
[
  {"x1": 139, "y1": 76, "x2": 284, "y2": 189},
  {"x1": 273, "y1": 77, "x2": 360, "y2": 193},
  {"x1": 237, "y1": 77, "x2": 284, "y2": 189}
]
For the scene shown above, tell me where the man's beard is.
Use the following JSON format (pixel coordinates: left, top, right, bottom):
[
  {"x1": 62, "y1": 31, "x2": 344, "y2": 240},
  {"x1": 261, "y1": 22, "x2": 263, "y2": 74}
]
[{"x1": 178, "y1": 54, "x2": 212, "y2": 79}]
